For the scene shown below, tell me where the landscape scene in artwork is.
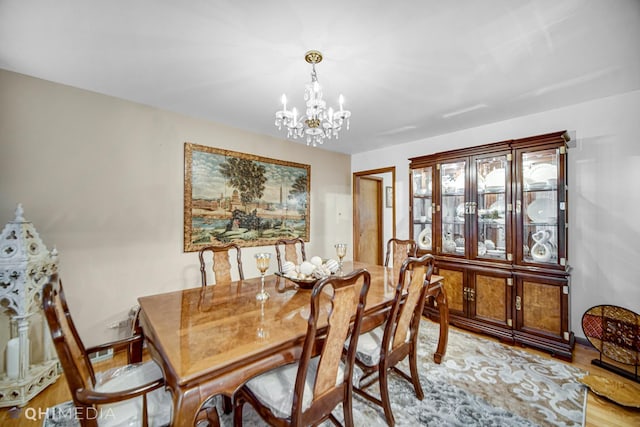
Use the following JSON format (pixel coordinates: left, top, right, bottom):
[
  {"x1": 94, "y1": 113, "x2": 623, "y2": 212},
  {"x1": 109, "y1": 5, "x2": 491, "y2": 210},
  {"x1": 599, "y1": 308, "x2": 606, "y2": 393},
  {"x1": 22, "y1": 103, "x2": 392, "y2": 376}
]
[{"x1": 185, "y1": 144, "x2": 310, "y2": 251}]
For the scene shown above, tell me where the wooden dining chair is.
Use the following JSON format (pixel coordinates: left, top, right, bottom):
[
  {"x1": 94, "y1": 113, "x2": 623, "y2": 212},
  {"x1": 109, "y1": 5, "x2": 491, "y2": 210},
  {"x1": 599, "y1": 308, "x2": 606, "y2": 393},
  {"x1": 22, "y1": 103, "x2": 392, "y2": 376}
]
[
  {"x1": 42, "y1": 274, "x2": 174, "y2": 427},
  {"x1": 198, "y1": 243, "x2": 244, "y2": 286},
  {"x1": 274, "y1": 237, "x2": 307, "y2": 270},
  {"x1": 233, "y1": 269, "x2": 371, "y2": 427},
  {"x1": 384, "y1": 237, "x2": 418, "y2": 273},
  {"x1": 353, "y1": 254, "x2": 436, "y2": 427}
]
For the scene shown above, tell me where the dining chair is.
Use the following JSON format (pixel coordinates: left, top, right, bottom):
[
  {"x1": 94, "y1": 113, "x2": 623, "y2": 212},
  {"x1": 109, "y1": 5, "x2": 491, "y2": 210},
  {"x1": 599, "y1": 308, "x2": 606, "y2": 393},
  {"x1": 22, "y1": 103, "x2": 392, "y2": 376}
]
[
  {"x1": 384, "y1": 238, "x2": 418, "y2": 273},
  {"x1": 198, "y1": 243, "x2": 244, "y2": 286},
  {"x1": 233, "y1": 269, "x2": 371, "y2": 427},
  {"x1": 353, "y1": 254, "x2": 435, "y2": 427},
  {"x1": 42, "y1": 274, "x2": 175, "y2": 427},
  {"x1": 198, "y1": 243, "x2": 243, "y2": 416},
  {"x1": 274, "y1": 237, "x2": 307, "y2": 270}
]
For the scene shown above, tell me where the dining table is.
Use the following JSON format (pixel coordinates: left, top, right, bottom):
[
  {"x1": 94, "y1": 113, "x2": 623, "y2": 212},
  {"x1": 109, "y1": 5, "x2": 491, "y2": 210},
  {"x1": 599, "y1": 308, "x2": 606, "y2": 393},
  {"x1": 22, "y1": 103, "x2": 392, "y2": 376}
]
[{"x1": 137, "y1": 261, "x2": 447, "y2": 427}]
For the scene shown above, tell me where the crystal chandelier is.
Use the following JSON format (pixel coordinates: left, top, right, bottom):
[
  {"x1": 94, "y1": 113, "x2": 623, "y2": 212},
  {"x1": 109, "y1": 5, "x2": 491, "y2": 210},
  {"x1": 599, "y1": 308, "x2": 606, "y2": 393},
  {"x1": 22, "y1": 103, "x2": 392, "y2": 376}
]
[{"x1": 275, "y1": 50, "x2": 351, "y2": 147}]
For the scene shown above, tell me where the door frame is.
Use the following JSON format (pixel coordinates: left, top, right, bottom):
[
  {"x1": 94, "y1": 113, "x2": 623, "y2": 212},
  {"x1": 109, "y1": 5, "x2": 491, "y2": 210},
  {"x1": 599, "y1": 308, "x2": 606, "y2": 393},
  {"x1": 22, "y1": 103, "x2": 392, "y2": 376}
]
[{"x1": 353, "y1": 166, "x2": 396, "y2": 263}]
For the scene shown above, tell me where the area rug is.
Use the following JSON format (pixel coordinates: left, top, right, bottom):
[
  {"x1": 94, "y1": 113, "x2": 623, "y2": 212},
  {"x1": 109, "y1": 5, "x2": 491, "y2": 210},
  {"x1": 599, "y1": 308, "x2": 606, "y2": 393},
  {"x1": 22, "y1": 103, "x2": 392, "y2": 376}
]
[{"x1": 43, "y1": 320, "x2": 586, "y2": 427}]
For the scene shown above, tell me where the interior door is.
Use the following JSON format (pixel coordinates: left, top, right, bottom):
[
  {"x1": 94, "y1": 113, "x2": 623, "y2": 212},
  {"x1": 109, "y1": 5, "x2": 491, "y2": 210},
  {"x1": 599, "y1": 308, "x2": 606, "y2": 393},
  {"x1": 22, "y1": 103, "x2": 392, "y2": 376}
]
[{"x1": 354, "y1": 176, "x2": 383, "y2": 264}]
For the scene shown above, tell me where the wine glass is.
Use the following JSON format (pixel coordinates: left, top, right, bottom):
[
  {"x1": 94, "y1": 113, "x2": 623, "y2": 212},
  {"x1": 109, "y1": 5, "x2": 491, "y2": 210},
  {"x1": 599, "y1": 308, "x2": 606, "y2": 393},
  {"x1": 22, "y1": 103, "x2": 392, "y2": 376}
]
[
  {"x1": 254, "y1": 253, "x2": 271, "y2": 301},
  {"x1": 334, "y1": 243, "x2": 347, "y2": 273}
]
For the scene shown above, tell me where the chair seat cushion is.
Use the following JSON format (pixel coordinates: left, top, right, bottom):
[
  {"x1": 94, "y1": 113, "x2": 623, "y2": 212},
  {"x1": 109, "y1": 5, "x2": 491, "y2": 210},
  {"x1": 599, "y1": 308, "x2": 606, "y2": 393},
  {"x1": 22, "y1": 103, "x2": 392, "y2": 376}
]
[
  {"x1": 94, "y1": 360, "x2": 172, "y2": 427},
  {"x1": 355, "y1": 324, "x2": 411, "y2": 367},
  {"x1": 355, "y1": 325, "x2": 385, "y2": 366},
  {"x1": 245, "y1": 356, "x2": 344, "y2": 419}
]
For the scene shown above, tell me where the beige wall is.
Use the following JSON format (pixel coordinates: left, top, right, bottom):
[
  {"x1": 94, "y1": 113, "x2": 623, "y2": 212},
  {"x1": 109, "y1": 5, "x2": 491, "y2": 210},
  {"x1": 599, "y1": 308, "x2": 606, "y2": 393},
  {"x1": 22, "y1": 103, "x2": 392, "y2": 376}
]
[{"x1": 0, "y1": 69, "x2": 352, "y2": 346}]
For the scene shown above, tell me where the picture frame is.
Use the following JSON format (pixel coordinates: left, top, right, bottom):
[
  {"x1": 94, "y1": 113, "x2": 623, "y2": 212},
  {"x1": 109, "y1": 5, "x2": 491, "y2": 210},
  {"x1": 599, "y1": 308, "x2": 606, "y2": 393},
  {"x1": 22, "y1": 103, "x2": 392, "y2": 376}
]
[
  {"x1": 184, "y1": 143, "x2": 310, "y2": 252},
  {"x1": 385, "y1": 186, "x2": 393, "y2": 208}
]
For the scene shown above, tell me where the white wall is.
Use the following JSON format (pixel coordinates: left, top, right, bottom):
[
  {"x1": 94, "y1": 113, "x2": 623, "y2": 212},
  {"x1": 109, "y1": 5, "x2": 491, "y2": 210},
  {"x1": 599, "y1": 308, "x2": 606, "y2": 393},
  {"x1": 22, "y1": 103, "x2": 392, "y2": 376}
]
[
  {"x1": 0, "y1": 69, "x2": 352, "y2": 345},
  {"x1": 352, "y1": 90, "x2": 640, "y2": 339}
]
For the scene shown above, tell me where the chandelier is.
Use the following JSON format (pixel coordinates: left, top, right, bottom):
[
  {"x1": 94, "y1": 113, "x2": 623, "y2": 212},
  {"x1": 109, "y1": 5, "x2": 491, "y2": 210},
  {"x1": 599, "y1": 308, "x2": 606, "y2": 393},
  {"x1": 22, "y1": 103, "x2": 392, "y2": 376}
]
[{"x1": 275, "y1": 50, "x2": 351, "y2": 147}]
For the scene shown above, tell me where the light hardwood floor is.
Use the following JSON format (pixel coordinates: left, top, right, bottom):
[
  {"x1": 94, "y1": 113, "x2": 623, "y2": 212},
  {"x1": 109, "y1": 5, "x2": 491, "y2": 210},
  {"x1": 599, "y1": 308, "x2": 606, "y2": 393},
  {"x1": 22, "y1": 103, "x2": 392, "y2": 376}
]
[{"x1": 1, "y1": 324, "x2": 638, "y2": 426}]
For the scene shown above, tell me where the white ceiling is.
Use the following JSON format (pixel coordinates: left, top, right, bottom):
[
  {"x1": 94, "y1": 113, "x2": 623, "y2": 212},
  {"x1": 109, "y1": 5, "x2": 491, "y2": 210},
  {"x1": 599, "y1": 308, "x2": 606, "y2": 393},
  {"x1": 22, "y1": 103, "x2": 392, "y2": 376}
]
[{"x1": 1, "y1": 0, "x2": 639, "y2": 155}]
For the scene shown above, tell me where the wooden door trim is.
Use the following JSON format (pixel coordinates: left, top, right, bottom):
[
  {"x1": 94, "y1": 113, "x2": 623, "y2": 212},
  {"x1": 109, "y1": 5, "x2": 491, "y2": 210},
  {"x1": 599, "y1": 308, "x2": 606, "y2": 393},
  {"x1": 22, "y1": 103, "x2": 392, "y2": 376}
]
[{"x1": 353, "y1": 166, "x2": 396, "y2": 263}]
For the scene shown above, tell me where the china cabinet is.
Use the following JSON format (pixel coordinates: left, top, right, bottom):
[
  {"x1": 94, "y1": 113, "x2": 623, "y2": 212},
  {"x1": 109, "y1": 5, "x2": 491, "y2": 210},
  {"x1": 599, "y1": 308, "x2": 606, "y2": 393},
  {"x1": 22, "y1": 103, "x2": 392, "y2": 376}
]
[{"x1": 410, "y1": 131, "x2": 573, "y2": 360}]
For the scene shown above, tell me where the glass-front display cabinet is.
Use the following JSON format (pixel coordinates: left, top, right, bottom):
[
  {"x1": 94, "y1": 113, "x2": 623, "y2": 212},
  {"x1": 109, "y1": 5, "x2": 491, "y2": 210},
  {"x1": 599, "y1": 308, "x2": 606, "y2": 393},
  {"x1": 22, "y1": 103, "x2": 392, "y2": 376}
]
[{"x1": 410, "y1": 131, "x2": 573, "y2": 360}]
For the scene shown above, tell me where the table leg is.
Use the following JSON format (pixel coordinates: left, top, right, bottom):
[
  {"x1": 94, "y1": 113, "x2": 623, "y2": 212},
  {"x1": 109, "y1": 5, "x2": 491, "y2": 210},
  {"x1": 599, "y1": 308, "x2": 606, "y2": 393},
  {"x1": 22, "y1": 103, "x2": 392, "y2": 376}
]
[
  {"x1": 427, "y1": 282, "x2": 448, "y2": 364},
  {"x1": 173, "y1": 387, "x2": 220, "y2": 427}
]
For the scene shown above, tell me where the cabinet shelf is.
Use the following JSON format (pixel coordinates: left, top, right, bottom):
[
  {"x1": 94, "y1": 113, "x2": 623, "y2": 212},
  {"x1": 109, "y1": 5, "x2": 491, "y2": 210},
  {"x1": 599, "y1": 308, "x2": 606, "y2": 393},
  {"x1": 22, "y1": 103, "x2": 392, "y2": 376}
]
[
  {"x1": 523, "y1": 186, "x2": 558, "y2": 192},
  {"x1": 442, "y1": 220, "x2": 465, "y2": 225},
  {"x1": 478, "y1": 218, "x2": 506, "y2": 224}
]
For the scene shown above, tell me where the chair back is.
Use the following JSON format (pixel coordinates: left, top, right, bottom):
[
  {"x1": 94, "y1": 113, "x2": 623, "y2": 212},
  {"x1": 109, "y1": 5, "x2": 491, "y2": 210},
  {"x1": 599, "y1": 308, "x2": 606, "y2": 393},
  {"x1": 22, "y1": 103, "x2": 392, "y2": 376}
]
[
  {"x1": 43, "y1": 275, "x2": 97, "y2": 393},
  {"x1": 385, "y1": 254, "x2": 434, "y2": 354},
  {"x1": 198, "y1": 243, "x2": 244, "y2": 286},
  {"x1": 384, "y1": 238, "x2": 418, "y2": 274},
  {"x1": 294, "y1": 269, "x2": 370, "y2": 424},
  {"x1": 275, "y1": 238, "x2": 306, "y2": 270}
]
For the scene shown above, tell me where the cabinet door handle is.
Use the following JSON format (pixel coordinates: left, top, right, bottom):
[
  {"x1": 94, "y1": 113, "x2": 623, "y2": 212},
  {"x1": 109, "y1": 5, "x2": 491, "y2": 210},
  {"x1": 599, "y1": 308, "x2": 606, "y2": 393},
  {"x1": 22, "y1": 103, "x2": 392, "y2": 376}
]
[
  {"x1": 515, "y1": 296, "x2": 522, "y2": 311},
  {"x1": 516, "y1": 200, "x2": 521, "y2": 214},
  {"x1": 463, "y1": 202, "x2": 477, "y2": 215}
]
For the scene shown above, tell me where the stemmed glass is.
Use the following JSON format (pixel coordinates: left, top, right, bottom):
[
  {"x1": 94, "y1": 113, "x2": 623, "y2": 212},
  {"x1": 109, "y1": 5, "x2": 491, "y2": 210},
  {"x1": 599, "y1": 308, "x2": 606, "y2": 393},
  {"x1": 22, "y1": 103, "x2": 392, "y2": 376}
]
[
  {"x1": 254, "y1": 253, "x2": 271, "y2": 301},
  {"x1": 334, "y1": 243, "x2": 347, "y2": 273}
]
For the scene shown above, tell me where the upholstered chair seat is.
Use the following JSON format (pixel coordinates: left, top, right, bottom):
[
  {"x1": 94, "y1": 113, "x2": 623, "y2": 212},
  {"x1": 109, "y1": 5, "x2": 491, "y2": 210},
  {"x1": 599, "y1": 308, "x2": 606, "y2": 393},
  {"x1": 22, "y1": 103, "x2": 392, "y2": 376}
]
[
  {"x1": 243, "y1": 357, "x2": 345, "y2": 419},
  {"x1": 354, "y1": 325, "x2": 411, "y2": 367},
  {"x1": 93, "y1": 361, "x2": 172, "y2": 427}
]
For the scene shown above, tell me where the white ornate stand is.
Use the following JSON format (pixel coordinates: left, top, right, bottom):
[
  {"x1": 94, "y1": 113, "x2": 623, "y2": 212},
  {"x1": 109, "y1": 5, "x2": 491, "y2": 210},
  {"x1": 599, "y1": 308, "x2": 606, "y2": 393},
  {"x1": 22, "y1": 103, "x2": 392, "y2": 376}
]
[{"x1": 0, "y1": 205, "x2": 60, "y2": 408}]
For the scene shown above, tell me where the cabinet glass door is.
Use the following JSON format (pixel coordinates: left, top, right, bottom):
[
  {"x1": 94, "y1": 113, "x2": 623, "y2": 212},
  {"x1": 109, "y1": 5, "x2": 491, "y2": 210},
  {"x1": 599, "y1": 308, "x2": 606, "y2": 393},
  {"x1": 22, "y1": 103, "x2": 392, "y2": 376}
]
[
  {"x1": 521, "y1": 148, "x2": 561, "y2": 266},
  {"x1": 476, "y1": 155, "x2": 508, "y2": 261},
  {"x1": 440, "y1": 160, "x2": 466, "y2": 256},
  {"x1": 412, "y1": 167, "x2": 433, "y2": 251}
]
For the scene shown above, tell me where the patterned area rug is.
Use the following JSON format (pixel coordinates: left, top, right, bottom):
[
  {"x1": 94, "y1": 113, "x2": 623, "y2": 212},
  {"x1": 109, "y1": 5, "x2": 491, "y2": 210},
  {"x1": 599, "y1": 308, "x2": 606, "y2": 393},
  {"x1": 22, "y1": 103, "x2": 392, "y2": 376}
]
[{"x1": 44, "y1": 320, "x2": 586, "y2": 427}]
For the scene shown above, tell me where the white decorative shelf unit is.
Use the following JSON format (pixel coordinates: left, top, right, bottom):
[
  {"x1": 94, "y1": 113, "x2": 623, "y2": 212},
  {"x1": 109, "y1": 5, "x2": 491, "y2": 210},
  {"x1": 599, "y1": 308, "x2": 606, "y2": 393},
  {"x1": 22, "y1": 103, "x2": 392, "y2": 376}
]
[{"x1": 0, "y1": 204, "x2": 60, "y2": 408}]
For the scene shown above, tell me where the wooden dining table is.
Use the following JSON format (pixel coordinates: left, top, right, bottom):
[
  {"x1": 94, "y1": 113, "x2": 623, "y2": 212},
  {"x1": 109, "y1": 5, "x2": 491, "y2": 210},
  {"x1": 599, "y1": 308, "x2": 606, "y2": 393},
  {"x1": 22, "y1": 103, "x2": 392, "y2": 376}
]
[{"x1": 137, "y1": 261, "x2": 447, "y2": 427}]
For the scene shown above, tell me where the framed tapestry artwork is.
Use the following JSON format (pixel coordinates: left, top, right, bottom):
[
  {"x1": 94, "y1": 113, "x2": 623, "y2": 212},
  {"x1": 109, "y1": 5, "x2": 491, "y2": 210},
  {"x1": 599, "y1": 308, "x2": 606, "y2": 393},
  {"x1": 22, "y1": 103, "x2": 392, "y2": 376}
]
[{"x1": 184, "y1": 143, "x2": 310, "y2": 252}]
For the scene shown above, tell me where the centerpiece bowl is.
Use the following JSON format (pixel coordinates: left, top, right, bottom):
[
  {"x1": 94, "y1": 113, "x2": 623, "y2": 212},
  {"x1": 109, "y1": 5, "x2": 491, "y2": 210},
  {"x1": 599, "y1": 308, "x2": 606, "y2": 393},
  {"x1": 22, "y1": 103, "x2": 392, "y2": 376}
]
[{"x1": 275, "y1": 272, "x2": 318, "y2": 290}]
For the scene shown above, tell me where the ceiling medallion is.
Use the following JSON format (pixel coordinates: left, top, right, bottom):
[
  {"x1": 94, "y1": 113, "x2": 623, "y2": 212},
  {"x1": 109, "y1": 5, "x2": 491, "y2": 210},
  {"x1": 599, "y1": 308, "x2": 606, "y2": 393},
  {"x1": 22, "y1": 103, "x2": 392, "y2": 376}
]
[{"x1": 275, "y1": 50, "x2": 351, "y2": 147}]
